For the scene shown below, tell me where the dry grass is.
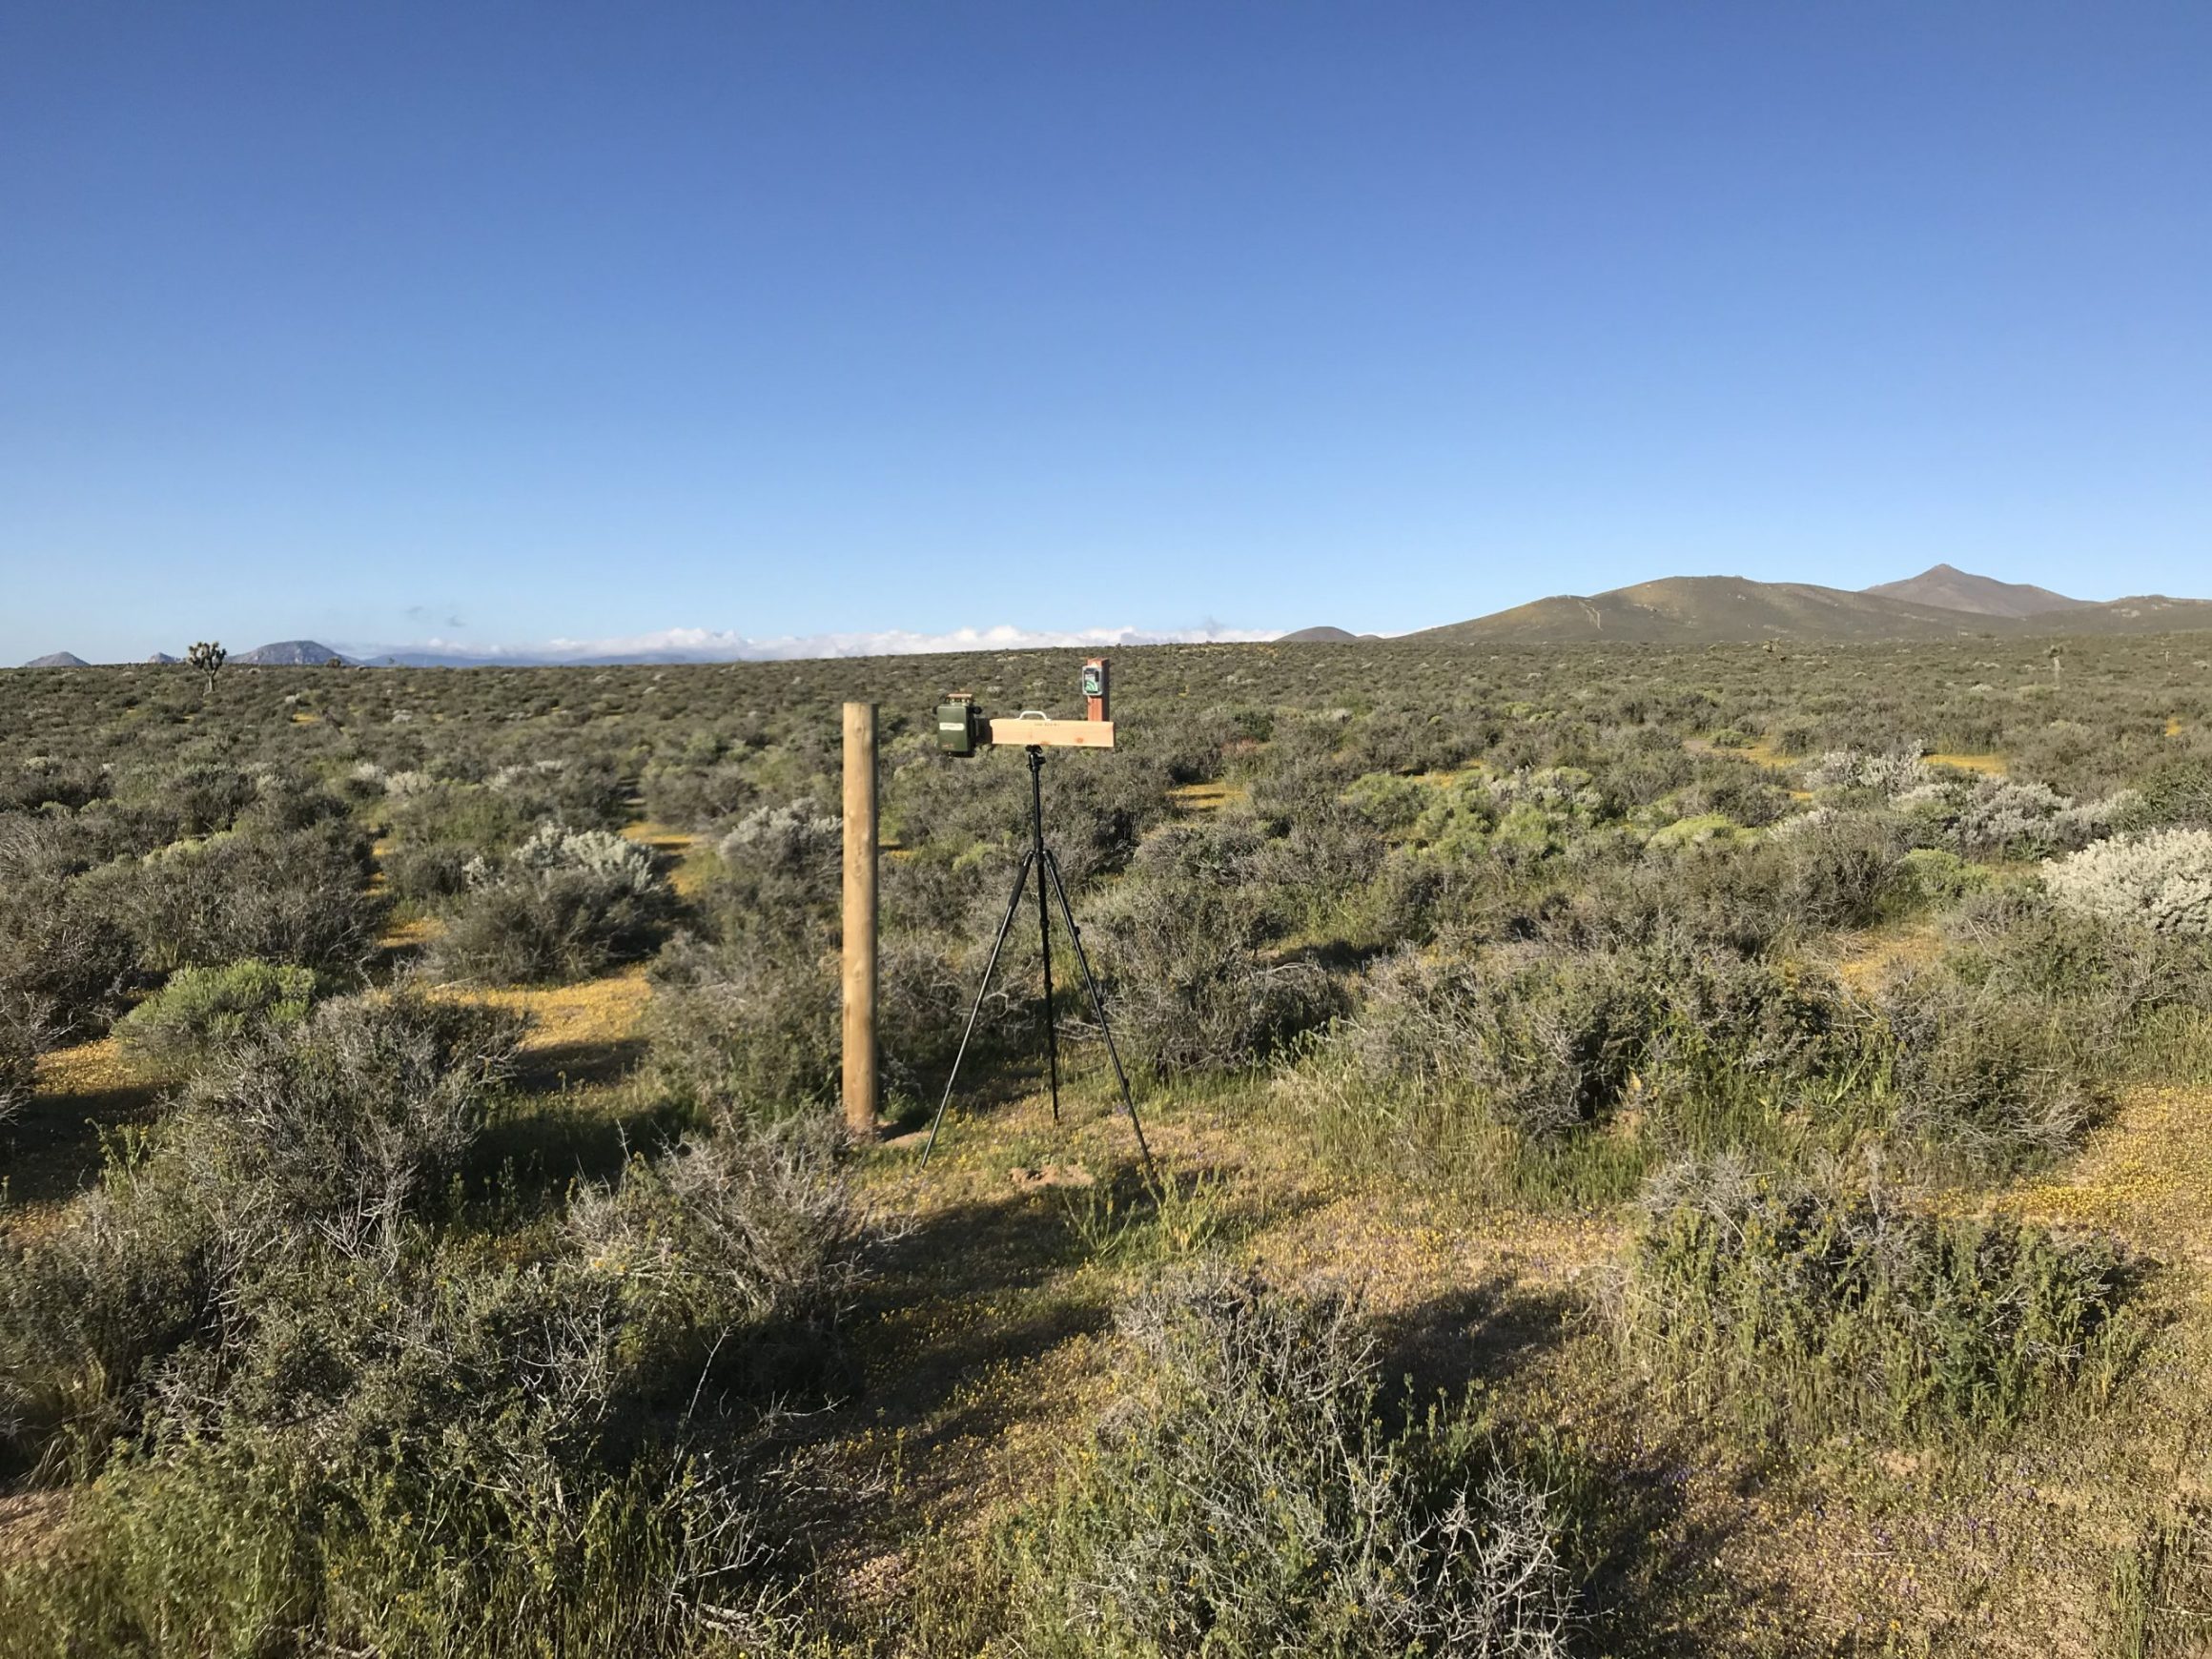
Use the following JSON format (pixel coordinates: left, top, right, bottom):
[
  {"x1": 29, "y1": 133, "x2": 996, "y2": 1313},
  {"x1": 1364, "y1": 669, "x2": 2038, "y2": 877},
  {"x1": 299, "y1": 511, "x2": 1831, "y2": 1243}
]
[
  {"x1": 619, "y1": 819, "x2": 705, "y2": 895},
  {"x1": 1827, "y1": 919, "x2": 1945, "y2": 994},
  {"x1": 1165, "y1": 781, "x2": 1246, "y2": 814},
  {"x1": 1926, "y1": 750, "x2": 2007, "y2": 775},
  {"x1": 377, "y1": 912, "x2": 440, "y2": 951},
  {"x1": 5, "y1": 1036, "x2": 165, "y2": 1232},
  {"x1": 2006, "y1": 1084, "x2": 2212, "y2": 1261},
  {"x1": 427, "y1": 961, "x2": 654, "y2": 1086}
]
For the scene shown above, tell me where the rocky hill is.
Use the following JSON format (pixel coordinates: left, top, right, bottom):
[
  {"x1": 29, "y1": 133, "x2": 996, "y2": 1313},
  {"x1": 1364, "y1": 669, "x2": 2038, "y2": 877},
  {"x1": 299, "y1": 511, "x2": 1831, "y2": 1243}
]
[
  {"x1": 231, "y1": 640, "x2": 354, "y2": 666},
  {"x1": 1862, "y1": 563, "x2": 2088, "y2": 618}
]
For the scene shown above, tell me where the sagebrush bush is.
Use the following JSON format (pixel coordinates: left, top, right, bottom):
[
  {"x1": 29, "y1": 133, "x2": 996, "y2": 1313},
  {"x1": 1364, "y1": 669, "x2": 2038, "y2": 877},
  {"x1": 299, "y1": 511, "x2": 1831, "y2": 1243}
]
[
  {"x1": 1941, "y1": 885, "x2": 2212, "y2": 1023},
  {"x1": 380, "y1": 838, "x2": 473, "y2": 904},
  {"x1": 660, "y1": 914, "x2": 974, "y2": 1109},
  {"x1": 0, "y1": 1137, "x2": 230, "y2": 1473},
  {"x1": 1875, "y1": 970, "x2": 2096, "y2": 1173},
  {"x1": 567, "y1": 1115, "x2": 868, "y2": 1342},
  {"x1": 646, "y1": 933, "x2": 840, "y2": 1116},
  {"x1": 700, "y1": 800, "x2": 842, "y2": 941},
  {"x1": 95, "y1": 820, "x2": 384, "y2": 978},
  {"x1": 432, "y1": 821, "x2": 670, "y2": 983},
  {"x1": 1620, "y1": 1159, "x2": 2136, "y2": 1436},
  {"x1": 0, "y1": 877, "x2": 138, "y2": 1041},
  {"x1": 1948, "y1": 776, "x2": 2132, "y2": 858},
  {"x1": 1329, "y1": 938, "x2": 1864, "y2": 1156},
  {"x1": 2043, "y1": 827, "x2": 2212, "y2": 936},
  {"x1": 0, "y1": 989, "x2": 50, "y2": 1127},
  {"x1": 1336, "y1": 945, "x2": 1653, "y2": 1137},
  {"x1": 1089, "y1": 871, "x2": 1339, "y2": 1076},
  {"x1": 985, "y1": 1268, "x2": 1574, "y2": 1657},
  {"x1": 6, "y1": 1119, "x2": 867, "y2": 1656},
  {"x1": 182, "y1": 990, "x2": 526, "y2": 1258},
  {"x1": 0, "y1": 992, "x2": 525, "y2": 1471}
]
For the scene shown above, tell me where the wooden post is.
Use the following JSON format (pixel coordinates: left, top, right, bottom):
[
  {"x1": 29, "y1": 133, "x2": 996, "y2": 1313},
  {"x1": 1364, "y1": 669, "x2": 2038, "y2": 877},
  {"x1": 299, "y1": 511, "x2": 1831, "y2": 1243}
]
[{"x1": 842, "y1": 702, "x2": 878, "y2": 1141}]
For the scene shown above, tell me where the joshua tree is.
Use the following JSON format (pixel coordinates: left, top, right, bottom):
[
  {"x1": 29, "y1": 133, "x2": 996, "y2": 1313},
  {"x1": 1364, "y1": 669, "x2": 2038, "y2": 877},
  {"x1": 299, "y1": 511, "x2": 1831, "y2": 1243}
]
[{"x1": 187, "y1": 640, "x2": 227, "y2": 697}]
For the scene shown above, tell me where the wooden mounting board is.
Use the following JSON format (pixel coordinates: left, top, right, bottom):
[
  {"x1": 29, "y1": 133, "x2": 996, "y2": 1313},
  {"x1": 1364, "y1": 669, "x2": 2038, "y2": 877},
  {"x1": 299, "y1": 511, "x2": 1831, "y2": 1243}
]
[{"x1": 985, "y1": 717, "x2": 1116, "y2": 749}]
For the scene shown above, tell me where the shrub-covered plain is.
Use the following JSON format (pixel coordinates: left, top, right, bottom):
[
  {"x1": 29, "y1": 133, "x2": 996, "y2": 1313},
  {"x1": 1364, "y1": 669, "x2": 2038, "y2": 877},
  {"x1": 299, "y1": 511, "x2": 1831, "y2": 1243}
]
[{"x1": 3, "y1": 633, "x2": 2210, "y2": 1652}]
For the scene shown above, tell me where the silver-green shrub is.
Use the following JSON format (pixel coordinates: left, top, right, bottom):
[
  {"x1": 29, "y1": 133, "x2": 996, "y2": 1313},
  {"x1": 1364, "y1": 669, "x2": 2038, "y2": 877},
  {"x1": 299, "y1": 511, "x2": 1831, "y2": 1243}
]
[
  {"x1": 436, "y1": 821, "x2": 669, "y2": 983},
  {"x1": 993, "y1": 1268, "x2": 1574, "y2": 1657},
  {"x1": 2042, "y1": 828, "x2": 2212, "y2": 936},
  {"x1": 498, "y1": 821, "x2": 658, "y2": 892}
]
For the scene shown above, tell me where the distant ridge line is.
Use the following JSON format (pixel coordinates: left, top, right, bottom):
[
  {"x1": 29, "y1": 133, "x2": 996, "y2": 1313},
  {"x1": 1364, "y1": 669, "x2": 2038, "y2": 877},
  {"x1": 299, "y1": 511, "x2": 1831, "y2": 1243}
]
[{"x1": 1408, "y1": 567, "x2": 2212, "y2": 645}]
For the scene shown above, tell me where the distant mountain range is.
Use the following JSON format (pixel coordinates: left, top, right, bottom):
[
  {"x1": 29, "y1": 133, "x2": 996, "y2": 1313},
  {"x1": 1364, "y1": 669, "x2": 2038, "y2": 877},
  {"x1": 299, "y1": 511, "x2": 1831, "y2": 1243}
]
[
  {"x1": 14, "y1": 565, "x2": 2212, "y2": 667},
  {"x1": 1398, "y1": 566, "x2": 2212, "y2": 645}
]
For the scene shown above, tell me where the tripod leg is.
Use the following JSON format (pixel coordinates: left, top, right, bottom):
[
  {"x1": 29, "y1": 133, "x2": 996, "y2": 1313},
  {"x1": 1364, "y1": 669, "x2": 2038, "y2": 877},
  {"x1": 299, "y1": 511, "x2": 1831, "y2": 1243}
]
[
  {"x1": 920, "y1": 850, "x2": 1035, "y2": 1167},
  {"x1": 1029, "y1": 748, "x2": 1061, "y2": 1125},
  {"x1": 1043, "y1": 848, "x2": 1156, "y2": 1175}
]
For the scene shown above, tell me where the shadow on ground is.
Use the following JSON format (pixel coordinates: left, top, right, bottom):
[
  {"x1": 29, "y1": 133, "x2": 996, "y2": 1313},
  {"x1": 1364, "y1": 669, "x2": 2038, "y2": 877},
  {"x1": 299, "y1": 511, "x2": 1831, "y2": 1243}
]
[{"x1": 4, "y1": 1055, "x2": 165, "y2": 1219}]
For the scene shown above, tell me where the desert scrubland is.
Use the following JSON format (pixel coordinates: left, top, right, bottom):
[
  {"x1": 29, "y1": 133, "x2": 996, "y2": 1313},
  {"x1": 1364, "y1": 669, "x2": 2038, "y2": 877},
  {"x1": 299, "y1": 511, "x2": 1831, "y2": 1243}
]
[{"x1": 3, "y1": 636, "x2": 2210, "y2": 1656}]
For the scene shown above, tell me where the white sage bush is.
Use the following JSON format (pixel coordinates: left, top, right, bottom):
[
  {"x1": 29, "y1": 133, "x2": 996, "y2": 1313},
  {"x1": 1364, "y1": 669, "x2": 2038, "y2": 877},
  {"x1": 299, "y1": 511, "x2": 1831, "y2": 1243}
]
[
  {"x1": 2043, "y1": 828, "x2": 2212, "y2": 936},
  {"x1": 502, "y1": 822, "x2": 658, "y2": 894},
  {"x1": 1805, "y1": 748, "x2": 1932, "y2": 796}
]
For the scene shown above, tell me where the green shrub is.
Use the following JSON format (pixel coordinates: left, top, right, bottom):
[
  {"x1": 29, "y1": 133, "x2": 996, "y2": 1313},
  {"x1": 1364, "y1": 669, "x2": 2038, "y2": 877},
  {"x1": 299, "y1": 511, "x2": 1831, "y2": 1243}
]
[
  {"x1": 1877, "y1": 970, "x2": 2097, "y2": 1172},
  {"x1": 1645, "y1": 811, "x2": 1744, "y2": 850},
  {"x1": 2133, "y1": 755, "x2": 2212, "y2": 829},
  {"x1": 1620, "y1": 1160, "x2": 2137, "y2": 1437},
  {"x1": 983, "y1": 1268, "x2": 1573, "y2": 1657},
  {"x1": 1891, "y1": 846, "x2": 1989, "y2": 907},
  {"x1": 115, "y1": 959, "x2": 320, "y2": 1073}
]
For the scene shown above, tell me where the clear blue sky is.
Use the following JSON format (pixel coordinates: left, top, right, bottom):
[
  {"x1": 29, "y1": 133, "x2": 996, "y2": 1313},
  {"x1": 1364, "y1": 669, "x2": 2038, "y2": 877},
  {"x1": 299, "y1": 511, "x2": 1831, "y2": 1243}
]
[{"x1": 3, "y1": 2, "x2": 2207, "y2": 662}]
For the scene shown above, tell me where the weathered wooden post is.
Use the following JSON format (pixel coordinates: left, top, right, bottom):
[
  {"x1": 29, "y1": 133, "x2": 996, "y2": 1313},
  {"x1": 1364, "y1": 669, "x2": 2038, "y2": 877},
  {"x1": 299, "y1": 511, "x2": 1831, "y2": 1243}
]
[{"x1": 842, "y1": 701, "x2": 878, "y2": 1141}]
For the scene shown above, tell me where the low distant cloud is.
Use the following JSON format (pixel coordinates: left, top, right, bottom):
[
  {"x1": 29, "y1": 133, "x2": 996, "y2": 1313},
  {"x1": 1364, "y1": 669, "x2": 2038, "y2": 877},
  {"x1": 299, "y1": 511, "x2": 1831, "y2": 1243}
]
[
  {"x1": 341, "y1": 622, "x2": 1280, "y2": 666},
  {"x1": 538, "y1": 623, "x2": 1280, "y2": 661}
]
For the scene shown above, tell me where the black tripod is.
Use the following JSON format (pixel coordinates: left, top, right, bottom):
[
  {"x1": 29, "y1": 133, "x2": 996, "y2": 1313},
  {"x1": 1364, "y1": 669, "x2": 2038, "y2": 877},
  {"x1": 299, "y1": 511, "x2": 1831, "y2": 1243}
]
[{"x1": 920, "y1": 746, "x2": 1154, "y2": 1172}]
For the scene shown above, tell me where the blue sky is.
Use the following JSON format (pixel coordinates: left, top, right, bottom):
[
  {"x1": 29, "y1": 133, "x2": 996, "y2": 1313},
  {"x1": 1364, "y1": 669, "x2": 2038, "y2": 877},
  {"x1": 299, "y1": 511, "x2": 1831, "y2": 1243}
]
[{"x1": 2, "y1": 2, "x2": 2206, "y2": 663}]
